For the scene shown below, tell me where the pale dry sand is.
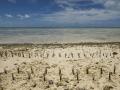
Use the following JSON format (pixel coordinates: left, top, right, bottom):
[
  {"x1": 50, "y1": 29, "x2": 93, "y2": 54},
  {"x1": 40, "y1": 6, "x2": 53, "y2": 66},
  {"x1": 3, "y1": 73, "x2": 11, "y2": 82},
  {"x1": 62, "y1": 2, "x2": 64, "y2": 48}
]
[{"x1": 0, "y1": 43, "x2": 120, "y2": 90}]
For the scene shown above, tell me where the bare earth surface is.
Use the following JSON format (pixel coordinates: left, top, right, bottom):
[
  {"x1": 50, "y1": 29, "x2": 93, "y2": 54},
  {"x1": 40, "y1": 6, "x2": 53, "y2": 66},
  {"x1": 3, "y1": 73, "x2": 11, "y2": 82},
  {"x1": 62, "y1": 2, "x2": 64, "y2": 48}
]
[{"x1": 0, "y1": 43, "x2": 120, "y2": 90}]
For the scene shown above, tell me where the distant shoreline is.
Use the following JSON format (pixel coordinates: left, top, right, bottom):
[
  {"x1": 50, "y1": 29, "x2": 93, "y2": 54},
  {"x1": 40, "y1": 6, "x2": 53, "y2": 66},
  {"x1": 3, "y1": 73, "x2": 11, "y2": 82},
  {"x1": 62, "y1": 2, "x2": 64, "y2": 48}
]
[
  {"x1": 0, "y1": 42, "x2": 120, "y2": 46},
  {"x1": 0, "y1": 27, "x2": 120, "y2": 29},
  {"x1": 0, "y1": 28, "x2": 120, "y2": 44}
]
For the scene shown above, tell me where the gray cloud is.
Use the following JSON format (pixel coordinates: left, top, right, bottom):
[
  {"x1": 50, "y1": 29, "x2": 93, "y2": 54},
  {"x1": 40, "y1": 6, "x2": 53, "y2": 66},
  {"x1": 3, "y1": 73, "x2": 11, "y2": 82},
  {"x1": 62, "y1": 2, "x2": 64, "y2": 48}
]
[
  {"x1": 5, "y1": 14, "x2": 13, "y2": 18},
  {"x1": 55, "y1": 0, "x2": 120, "y2": 11},
  {"x1": 53, "y1": 0, "x2": 120, "y2": 23},
  {"x1": 55, "y1": 0, "x2": 96, "y2": 9},
  {"x1": 40, "y1": 8, "x2": 120, "y2": 25},
  {"x1": 92, "y1": 0, "x2": 120, "y2": 11},
  {"x1": 3, "y1": 0, "x2": 120, "y2": 26}
]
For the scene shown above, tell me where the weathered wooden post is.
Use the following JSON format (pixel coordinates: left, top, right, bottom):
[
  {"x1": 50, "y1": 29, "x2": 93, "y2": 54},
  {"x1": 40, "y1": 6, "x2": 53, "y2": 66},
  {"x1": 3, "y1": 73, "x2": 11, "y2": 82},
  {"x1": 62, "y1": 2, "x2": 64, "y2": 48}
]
[
  {"x1": 72, "y1": 67, "x2": 75, "y2": 75},
  {"x1": 43, "y1": 67, "x2": 48, "y2": 81},
  {"x1": 12, "y1": 73, "x2": 15, "y2": 80},
  {"x1": 31, "y1": 66, "x2": 34, "y2": 74},
  {"x1": 17, "y1": 67, "x2": 20, "y2": 74},
  {"x1": 4, "y1": 68, "x2": 7, "y2": 74},
  {"x1": 86, "y1": 67, "x2": 89, "y2": 74},
  {"x1": 113, "y1": 65, "x2": 116, "y2": 74},
  {"x1": 76, "y1": 70, "x2": 79, "y2": 83},
  {"x1": 100, "y1": 68, "x2": 103, "y2": 76},
  {"x1": 27, "y1": 72, "x2": 31, "y2": 80},
  {"x1": 109, "y1": 72, "x2": 112, "y2": 81},
  {"x1": 59, "y1": 68, "x2": 62, "y2": 81}
]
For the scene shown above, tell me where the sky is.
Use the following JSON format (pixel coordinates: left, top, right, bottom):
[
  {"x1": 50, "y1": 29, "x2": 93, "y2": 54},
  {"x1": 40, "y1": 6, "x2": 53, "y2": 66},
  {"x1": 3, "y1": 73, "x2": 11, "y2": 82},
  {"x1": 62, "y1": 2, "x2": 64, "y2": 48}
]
[{"x1": 0, "y1": 0, "x2": 120, "y2": 27}]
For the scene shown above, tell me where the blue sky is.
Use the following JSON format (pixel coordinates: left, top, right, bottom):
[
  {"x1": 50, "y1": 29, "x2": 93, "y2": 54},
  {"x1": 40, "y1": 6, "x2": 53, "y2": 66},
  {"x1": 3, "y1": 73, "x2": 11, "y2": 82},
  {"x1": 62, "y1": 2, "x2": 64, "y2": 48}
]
[{"x1": 0, "y1": 0, "x2": 120, "y2": 27}]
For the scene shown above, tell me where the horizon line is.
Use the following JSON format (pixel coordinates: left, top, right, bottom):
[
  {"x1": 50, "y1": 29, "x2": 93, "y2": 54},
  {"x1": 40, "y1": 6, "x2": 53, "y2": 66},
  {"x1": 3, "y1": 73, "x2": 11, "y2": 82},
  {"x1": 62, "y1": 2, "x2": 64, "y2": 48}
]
[{"x1": 0, "y1": 27, "x2": 120, "y2": 28}]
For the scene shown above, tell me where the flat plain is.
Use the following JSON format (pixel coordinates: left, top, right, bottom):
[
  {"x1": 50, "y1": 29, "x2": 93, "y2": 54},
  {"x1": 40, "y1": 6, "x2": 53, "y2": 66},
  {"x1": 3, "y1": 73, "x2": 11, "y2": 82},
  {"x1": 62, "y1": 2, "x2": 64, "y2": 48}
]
[{"x1": 0, "y1": 42, "x2": 120, "y2": 90}]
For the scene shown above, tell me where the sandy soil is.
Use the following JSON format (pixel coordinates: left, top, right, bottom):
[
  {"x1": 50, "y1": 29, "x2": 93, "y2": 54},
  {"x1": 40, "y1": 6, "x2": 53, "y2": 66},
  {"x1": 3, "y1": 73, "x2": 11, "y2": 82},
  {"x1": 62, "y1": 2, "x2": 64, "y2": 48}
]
[{"x1": 0, "y1": 43, "x2": 120, "y2": 90}]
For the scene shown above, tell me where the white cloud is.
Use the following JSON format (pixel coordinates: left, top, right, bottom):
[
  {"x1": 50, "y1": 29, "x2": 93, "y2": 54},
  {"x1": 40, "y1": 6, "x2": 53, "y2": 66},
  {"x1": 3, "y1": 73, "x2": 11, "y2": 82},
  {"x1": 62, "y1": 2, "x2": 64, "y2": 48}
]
[
  {"x1": 105, "y1": 0, "x2": 120, "y2": 10},
  {"x1": 55, "y1": 0, "x2": 120, "y2": 11},
  {"x1": 8, "y1": 0, "x2": 16, "y2": 3},
  {"x1": 2, "y1": 0, "x2": 120, "y2": 26},
  {"x1": 40, "y1": 8, "x2": 120, "y2": 24},
  {"x1": 51, "y1": 0, "x2": 120, "y2": 24},
  {"x1": 55, "y1": 0, "x2": 98, "y2": 9},
  {"x1": 5, "y1": 14, "x2": 13, "y2": 18},
  {"x1": 25, "y1": 14, "x2": 30, "y2": 18},
  {"x1": 55, "y1": 0, "x2": 81, "y2": 9},
  {"x1": 92, "y1": 0, "x2": 120, "y2": 10},
  {"x1": 17, "y1": 14, "x2": 30, "y2": 19}
]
